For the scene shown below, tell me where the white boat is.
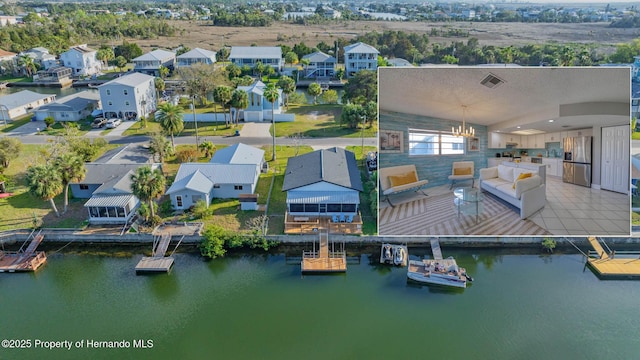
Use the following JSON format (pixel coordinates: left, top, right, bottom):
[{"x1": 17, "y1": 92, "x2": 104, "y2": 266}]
[
  {"x1": 393, "y1": 246, "x2": 405, "y2": 266},
  {"x1": 407, "y1": 257, "x2": 472, "y2": 289}
]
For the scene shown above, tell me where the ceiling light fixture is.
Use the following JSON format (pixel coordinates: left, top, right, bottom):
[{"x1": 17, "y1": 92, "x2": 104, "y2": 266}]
[
  {"x1": 452, "y1": 105, "x2": 475, "y2": 138},
  {"x1": 548, "y1": 119, "x2": 554, "y2": 122}
]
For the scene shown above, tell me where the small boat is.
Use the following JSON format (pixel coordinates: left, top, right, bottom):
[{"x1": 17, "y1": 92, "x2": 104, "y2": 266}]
[
  {"x1": 407, "y1": 257, "x2": 471, "y2": 289},
  {"x1": 393, "y1": 246, "x2": 405, "y2": 266},
  {"x1": 380, "y1": 244, "x2": 393, "y2": 264}
]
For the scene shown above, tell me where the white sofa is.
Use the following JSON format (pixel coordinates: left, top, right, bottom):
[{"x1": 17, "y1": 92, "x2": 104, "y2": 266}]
[
  {"x1": 479, "y1": 163, "x2": 546, "y2": 219},
  {"x1": 379, "y1": 164, "x2": 428, "y2": 207}
]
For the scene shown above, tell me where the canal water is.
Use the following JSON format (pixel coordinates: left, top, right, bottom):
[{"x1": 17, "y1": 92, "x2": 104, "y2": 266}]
[{"x1": 1, "y1": 248, "x2": 639, "y2": 359}]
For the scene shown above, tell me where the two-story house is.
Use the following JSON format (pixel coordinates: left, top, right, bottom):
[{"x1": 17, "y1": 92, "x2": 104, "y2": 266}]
[
  {"x1": 343, "y1": 42, "x2": 379, "y2": 78},
  {"x1": 301, "y1": 51, "x2": 336, "y2": 79},
  {"x1": 132, "y1": 49, "x2": 176, "y2": 76},
  {"x1": 59, "y1": 44, "x2": 101, "y2": 77},
  {"x1": 98, "y1": 73, "x2": 156, "y2": 121},
  {"x1": 176, "y1": 48, "x2": 216, "y2": 68},
  {"x1": 229, "y1": 46, "x2": 283, "y2": 73},
  {"x1": 233, "y1": 80, "x2": 283, "y2": 122}
]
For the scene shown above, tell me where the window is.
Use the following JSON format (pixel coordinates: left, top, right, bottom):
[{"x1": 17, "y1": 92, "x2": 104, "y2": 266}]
[
  {"x1": 106, "y1": 89, "x2": 111, "y2": 96},
  {"x1": 89, "y1": 207, "x2": 99, "y2": 217},
  {"x1": 123, "y1": 89, "x2": 128, "y2": 95},
  {"x1": 342, "y1": 204, "x2": 356, "y2": 213},
  {"x1": 289, "y1": 204, "x2": 304, "y2": 212},
  {"x1": 79, "y1": 184, "x2": 89, "y2": 190},
  {"x1": 327, "y1": 204, "x2": 341, "y2": 212},
  {"x1": 304, "y1": 204, "x2": 319, "y2": 213},
  {"x1": 125, "y1": 101, "x2": 130, "y2": 106},
  {"x1": 234, "y1": 185, "x2": 243, "y2": 190},
  {"x1": 176, "y1": 196, "x2": 183, "y2": 207},
  {"x1": 409, "y1": 128, "x2": 465, "y2": 156},
  {"x1": 108, "y1": 101, "x2": 113, "y2": 106},
  {"x1": 213, "y1": 184, "x2": 220, "y2": 189}
]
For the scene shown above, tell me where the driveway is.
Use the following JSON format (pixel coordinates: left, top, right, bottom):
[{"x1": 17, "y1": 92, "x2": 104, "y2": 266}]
[
  {"x1": 239, "y1": 123, "x2": 271, "y2": 137},
  {"x1": 105, "y1": 119, "x2": 137, "y2": 137},
  {"x1": 3, "y1": 119, "x2": 46, "y2": 136}
]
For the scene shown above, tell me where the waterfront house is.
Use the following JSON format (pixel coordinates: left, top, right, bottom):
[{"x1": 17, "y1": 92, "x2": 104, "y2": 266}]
[
  {"x1": 19, "y1": 47, "x2": 57, "y2": 71},
  {"x1": 282, "y1": 147, "x2": 363, "y2": 233},
  {"x1": 59, "y1": 44, "x2": 101, "y2": 77},
  {"x1": 301, "y1": 51, "x2": 336, "y2": 79},
  {"x1": 98, "y1": 72, "x2": 156, "y2": 120},
  {"x1": 229, "y1": 46, "x2": 283, "y2": 73},
  {"x1": 343, "y1": 42, "x2": 379, "y2": 78},
  {"x1": 0, "y1": 90, "x2": 56, "y2": 120},
  {"x1": 33, "y1": 65, "x2": 73, "y2": 87},
  {"x1": 233, "y1": 80, "x2": 284, "y2": 122},
  {"x1": 166, "y1": 143, "x2": 265, "y2": 209},
  {"x1": 132, "y1": 49, "x2": 176, "y2": 76},
  {"x1": 377, "y1": 67, "x2": 630, "y2": 236},
  {"x1": 176, "y1": 48, "x2": 216, "y2": 68},
  {"x1": 33, "y1": 90, "x2": 100, "y2": 122}
]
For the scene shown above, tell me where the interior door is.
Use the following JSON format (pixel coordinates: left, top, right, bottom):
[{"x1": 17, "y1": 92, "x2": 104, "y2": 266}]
[{"x1": 601, "y1": 125, "x2": 630, "y2": 193}]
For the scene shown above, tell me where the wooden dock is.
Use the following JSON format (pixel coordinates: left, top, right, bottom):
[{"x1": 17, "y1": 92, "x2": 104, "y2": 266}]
[
  {"x1": 0, "y1": 230, "x2": 47, "y2": 273},
  {"x1": 301, "y1": 230, "x2": 346, "y2": 273},
  {"x1": 586, "y1": 237, "x2": 640, "y2": 278},
  {"x1": 135, "y1": 233, "x2": 175, "y2": 274},
  {"x1": 430, "y1": 239, "x2": 443, "y2": 260}
]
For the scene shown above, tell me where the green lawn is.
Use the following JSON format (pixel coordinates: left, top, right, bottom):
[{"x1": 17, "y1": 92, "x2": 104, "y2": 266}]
[
  {"x1": 122, "y1": 119, "x2": 241, "y2": 137},
  {"x1": 276, "y1": 104, "x2": 377, "y2": 138},
  {"x1": 41, "y1": 121, "x2": 92, "y2": 136},
  {"x1": 632, "y1": 131, "x2": 640, "y2": 140},
  {"x1": 0, "y1": 117, "x2": 31, "y2": 133}
]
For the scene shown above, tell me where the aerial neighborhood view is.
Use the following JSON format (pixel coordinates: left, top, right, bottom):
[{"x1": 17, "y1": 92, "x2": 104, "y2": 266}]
[{"x1": 0, "y1": 1, "x2": 639, "y2": 359}]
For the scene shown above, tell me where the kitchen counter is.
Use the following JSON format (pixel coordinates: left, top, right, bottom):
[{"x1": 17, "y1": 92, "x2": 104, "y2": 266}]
[{"x1": 487, "y1": 157, "x2": 563, "y2": 177}]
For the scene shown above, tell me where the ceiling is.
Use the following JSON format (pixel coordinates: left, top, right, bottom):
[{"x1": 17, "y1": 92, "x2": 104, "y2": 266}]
[{"x1": 379, "y1": 67, "x2": 631, "y2": 134}]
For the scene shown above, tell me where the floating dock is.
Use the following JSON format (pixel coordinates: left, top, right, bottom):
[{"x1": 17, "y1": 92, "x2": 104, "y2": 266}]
[
  {"x1": 586, "y1": 237, "x2": 640, "y2": 279},
  {"x1": 301, "y1": 230, "x2": 346, "y2": 273},
  {"x1": 0, "y1": 230, "x2": 47, "y2": 273},
  {"x1": 135, "y1": 233, "x2": 181, "y2": 274},
  {"x1": 430, "y1": 238, "x2": 443, "y2": 260}
]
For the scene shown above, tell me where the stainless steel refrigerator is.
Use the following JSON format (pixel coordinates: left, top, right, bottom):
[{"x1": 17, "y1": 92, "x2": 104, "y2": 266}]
[{"x1": 563, "y1": 136, "x2": 592, "y2": 187}]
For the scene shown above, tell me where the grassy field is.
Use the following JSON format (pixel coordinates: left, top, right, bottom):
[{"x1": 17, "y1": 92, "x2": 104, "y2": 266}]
[
  {"x1": 277, "y1": 104, "x2": 377, "y2": 138},
  {"x1": 122, "y1": 119, "x2": 241, "y2": 137},
  {"x1": 632, "y1": 132, "x2": 640, "y2": 140},
  {"x1": 40, "y1": 120, "x2": 92, "y2": 136},
  {"x1": 0, "y1": 116, "x2": 33, "y2": 133}
]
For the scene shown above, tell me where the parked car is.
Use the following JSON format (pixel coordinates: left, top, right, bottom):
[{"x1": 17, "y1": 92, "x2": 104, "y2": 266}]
[
  {"x1": 105, "y1": 118, "x2": 122, "y2": 128},
  {"x1": 91, "y1": 118, "x2": 108, "y2": 128}
]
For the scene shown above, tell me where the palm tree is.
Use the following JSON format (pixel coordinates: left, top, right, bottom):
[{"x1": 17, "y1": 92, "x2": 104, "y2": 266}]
[
  {"x1": 198, "y1": 140, "x2": 215, "y2": 158},
  {"x1": 130, "y1": 166, "x2": 166, "y2": 219},
  {"x1": 277, "y1": 76, "x2": 296, "y2": 109},
  {"x1": 19, "y1": 54, "x2": 37, "y2": 78},
  {"x1": 158, "y1": 65, "x2": 170, "y2": 79},
  {"x1": 156, "y1": 102, "x2": 184, "y2": 150},
  {"x1": 230, "y1": 89, "x2": 249, "y2": 126},
  {"x1": 213, "y1": 85, "x2": 233, "y2": 128},
  {"x1": 300, "y1": 58, "x2": 310, "y2": 78},
  {"x1": 54, "y1": 153, "x2": 86, "y2": 214},
  {"x1": 149, "y1": 132, "x2": 172, "y2": 163},
  {"x1": 26, "y1": 164, "x2": 63, "y2": 217},
  {"x1": 263, "y1": 83, "x2": 280, "y2": 161}
]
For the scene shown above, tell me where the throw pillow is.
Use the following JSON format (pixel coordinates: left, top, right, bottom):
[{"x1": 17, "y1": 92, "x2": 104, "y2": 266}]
[
  {"x1": 388, "y1": 172, "x2": 418, "y2": 187},
  {"x1": 512, "y1": 172, "x2": 533, "y2": 189},
  {"x1": 453, "y1": 167, "x2": 472, "y2": 176}
]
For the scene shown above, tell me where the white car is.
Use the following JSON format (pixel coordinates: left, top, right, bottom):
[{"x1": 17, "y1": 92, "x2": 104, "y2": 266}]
[{"x1": 105, "y1": 118, "x2": 122, "y2": 128}]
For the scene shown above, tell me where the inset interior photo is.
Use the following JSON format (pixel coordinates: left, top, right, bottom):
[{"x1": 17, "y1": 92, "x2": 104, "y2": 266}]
[{"x1": 378, "y1": 67, "x2": 631, "y2": 236}]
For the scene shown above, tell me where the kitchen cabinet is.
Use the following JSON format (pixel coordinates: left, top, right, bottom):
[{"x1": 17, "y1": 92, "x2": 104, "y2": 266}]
[
  {"x1": 505, "y1": 134, "x2": 521, "y2": 146},
  {"x1": 567, "y1": 128, "x2": 593, "y2": 138},
  {"x1": 489, "y1": 132, "x2": 504, "y2": 148},
  {"x1": 487, "y1": 158, "x2": 502, "y2": 167},
  {"x1": 522, "y1": 134, "x2": 544, "y2": 148},
  {"x1": 544, "y1": 132, "x2": 561, "y2": 143},
  {"x1": 542, "y1": 158, "x2": 558, "y2": 177},
  {"x1": 557, "y1": 159, "x2": 563, "y2": 178}
]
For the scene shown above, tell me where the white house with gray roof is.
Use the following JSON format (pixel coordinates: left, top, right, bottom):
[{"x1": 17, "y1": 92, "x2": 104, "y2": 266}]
[
  {"x1": 344, "y1": 42, "x2": 379, "y2": 77},
  {"x1": 0, "y1": 90, "x2": 56, "y2": 120},
  {"x1": 229, "y1": 46, "x2": 283, "y2": 73},
  {"x1": 33, "y1": 90, "x2": 100, "y2": 122},
  {"x1": 176, "y1": 48, "x2": 216, "y2": 68},
  {"x1": 282, "y1": 147, "x2": 363, "y2": 217},
  {"x1": 133, "y1": 49, "x2": 176, "y2": 76},
  {"x1": 59, "y1": 44, "x2": 101, "y2": 77},
  {"x1": 233, "y1": 80, "x2": 284, "y2": 122},
  {"x1": 302, "y1": 51, "x2": 336, "y2": 78},
  {"x1": 98, "y1": 72, "x2": 156, "y2": 120},
  {"x1": 166, "y1": 143, "x2": 265, "y2": 209}
]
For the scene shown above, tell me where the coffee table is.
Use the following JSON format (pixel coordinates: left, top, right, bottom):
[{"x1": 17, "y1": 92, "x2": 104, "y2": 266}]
[{"x1": 453, "y1": 187, "x2": 483, "y2": 224}]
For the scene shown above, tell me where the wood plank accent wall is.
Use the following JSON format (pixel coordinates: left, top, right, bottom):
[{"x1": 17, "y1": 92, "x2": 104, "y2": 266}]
[{"x1": 379, "y1": 111, "x2": 491, "y2": 187}]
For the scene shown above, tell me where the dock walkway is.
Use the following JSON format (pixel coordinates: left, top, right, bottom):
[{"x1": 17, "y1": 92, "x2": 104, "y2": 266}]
[
  {"x1": 586, "y1": 237, "x2": 640, "y2": 278},
  {"x1": 430, "y1": 239, "x2": 443, "y2": 260},
  {"x1": 0, "y1": 230, "x2": 47, "y2": 272},
  {"x1": 301, "y1": 230, "x2": 346, "y2": 273},
  {"x1": 135, "y1": 233, "x2": 175, "y2": 274}
]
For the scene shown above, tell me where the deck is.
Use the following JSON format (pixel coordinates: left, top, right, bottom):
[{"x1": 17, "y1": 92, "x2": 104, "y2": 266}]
[
  {"x1": 135, "y1": 257, "x2": 174, "y2": 274},
  {"x1": 301, "y1": 231, "x2": 346, "y2": 273},
  {"x1": 586, "y1": 237, "x2": 640, "y2": 278},
  {"x1": 0, "y1": 231, "x2": 47, "y2": 273},
  {"x1": 284, "y1": 213, "x2": 362, "y2": 235}
]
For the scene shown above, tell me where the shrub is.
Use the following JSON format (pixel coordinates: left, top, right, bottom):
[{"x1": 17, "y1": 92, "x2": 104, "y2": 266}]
[
  {"x1": 542, "y1": 237, "x2": 557, "y2": 253},
  {"x1": 200, "y1": 225, "x2": 228, "y2": 259},
  {"x1": 44, "y1": 116, "x2": 55, "y2": 128},
  {"x1": 192, "y1": 199, "x2": 211, "y2": 219},
  {"x1": 176, "y1": 148, "x2": 199, "y2": 163},
  {"x1": 149, "y1": 215, "x2": 163, "y2": 227}
]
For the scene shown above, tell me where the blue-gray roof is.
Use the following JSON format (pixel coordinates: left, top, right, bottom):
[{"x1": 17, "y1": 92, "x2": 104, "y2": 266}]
[
  {"x1": 172, "y1": 163, "x2": 257, "y2": 187},
  {"x1": 230, "y1": 46, "x2": 282, "y2": 59},
  {"x1": 302, "y1": 51, "x2": 336, "y2": 63},
  {"x1": 133, "y1": 49, "x2": 175, "y2": 62},
  {"x1": 99, "y1": 72, "x2": 155, "y2": 88},
  {"x1": 166, "y1": 169, "x2": 213, "y2": 195},
  {"x1": 210, "y1": 143, "x2": 264, "y2": 165},
  {"x1": 282, "y1": 147, "x2": 363, "y2": 191},
  {"x1": 344, "y1": 42, "x2": 379, "y2": 54},
  {"x1": 37, "y1": 91, "x2": 99, "y2": 112},
  {"x1": 177, "y1": 48, "x2": 216, "y2": 59}
]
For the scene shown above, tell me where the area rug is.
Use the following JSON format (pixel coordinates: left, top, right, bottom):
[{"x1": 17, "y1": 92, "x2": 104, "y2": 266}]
[{"x1": 379, "y1": 191, "x2": 550, "y2": 236}]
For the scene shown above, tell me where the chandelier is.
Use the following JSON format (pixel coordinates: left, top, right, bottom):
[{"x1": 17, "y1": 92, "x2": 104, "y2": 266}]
[{"x1": 452, "y1": 105, "x2": 475, "y2": 138}]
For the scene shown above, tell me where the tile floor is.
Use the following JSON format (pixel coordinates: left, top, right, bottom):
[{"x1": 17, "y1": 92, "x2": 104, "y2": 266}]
[{"x1": 528, "y1": 176, "x2": 630, "y2": 236}]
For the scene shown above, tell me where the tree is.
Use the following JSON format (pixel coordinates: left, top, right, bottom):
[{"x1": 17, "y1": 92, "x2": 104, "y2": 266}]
[
  {"x1": 217, "y1": 47, "x2": 230, "y2": 62},
  {"x1": 44, "y1": 116, "x2": 54, "y2": 128},
  {"x1": 226, "y1": 63, "x2": 242, "y2": 79},
  {"x1": 213, "y1": 85, "x2": 233, "y2": 127},
  {"x1": 263, "y1": 83, "x2": 280, "y2": 161},
  {"x1": 18, "y1": 54, "x2": 37, "y2": 77},
  {"x1": 156, "y1": 102, "x2": 184, "y2": 150},
  {"x1": 54, "y1": 153, "x2": 86, "y2": 214},
  {"x1": 230, "y1": 89, "x2": 249, "y2": 126},
  {"x1": 340, "y1": 103, "x2": 365, "y2": 129},
  {"x1": 253, "y1": 61, "x2": 266, "y2": 78},
  {"x1": 158, "y1": 65, "x2": 169, "y2": 79},
  {"x1": 96, "y1": 46, "x2": 114, "y2": 70},
  {"x1": 364, "y1": 101, "x2": 378, "y2": 127},
  {"x1": 300, "y1": 58, "x2": 310, "y2": 77},
  {"x1": 0, "y1": 137, "x2": 22, "y2": 172},
  {"x1": 198, "y1": 140, "x2": 215, "y2": 158},
  {"x1": 277, "y1": 76, "x2": 296, "y2": 108},
  {"x1": 130, "y1": 166, "x2": 166, "y2": 219},
  {"x1": 200, "y1": 225, "x2": 228, "y2": 259},
  {"x1": 320, "y1": 89, "x2": 338, "y2": 104},
  {"x1": 155, "y1": 77, "x2": 165, "y2": 100},
  {"x1": 114, "y1": 55, "x2": 127, "y2": 72},
  {"x1": 343, "y1": 70, "x2": 377, "y2": 105},
  {"x1": 336, "y1": 68, "x2": 345, "y2": 81},
  {"x1": 149, "y1": 132, "x2": 172, "y2": 163},
  {"x1": 284, "y1": 51, "x2": 299, "y2": 66},
  {"x1": 114, "y1": 41, "x2": 142, "y2": 61},
  {"x1": 26, "y1": 164, "x2": 63, "y2": 217},
  {"x1": 307, "y1": 82, "x2": 322, "y2": 104}
]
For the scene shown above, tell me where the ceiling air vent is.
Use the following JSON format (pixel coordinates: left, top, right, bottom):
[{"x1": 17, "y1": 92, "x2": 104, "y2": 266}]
[{"x1": 480, "y1": 73, "x2": 505, "y2": 89}]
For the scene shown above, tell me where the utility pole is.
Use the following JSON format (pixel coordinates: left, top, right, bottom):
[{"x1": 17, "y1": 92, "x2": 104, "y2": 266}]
[{"x1": 192, "y1": 95, "x2": 199, "y2": 147}]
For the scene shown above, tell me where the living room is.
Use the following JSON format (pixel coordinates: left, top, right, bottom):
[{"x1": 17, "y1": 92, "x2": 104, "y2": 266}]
[{"x1": 378, "y1": 67, "x2": 631, "y2": 236}]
